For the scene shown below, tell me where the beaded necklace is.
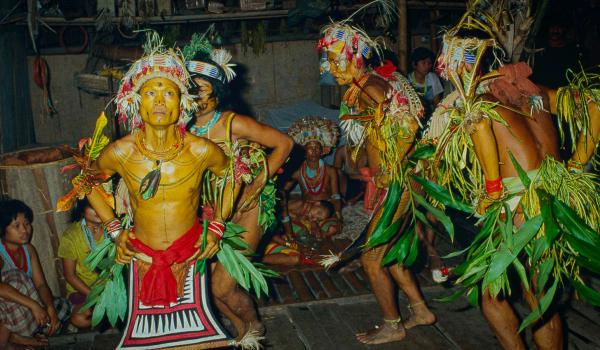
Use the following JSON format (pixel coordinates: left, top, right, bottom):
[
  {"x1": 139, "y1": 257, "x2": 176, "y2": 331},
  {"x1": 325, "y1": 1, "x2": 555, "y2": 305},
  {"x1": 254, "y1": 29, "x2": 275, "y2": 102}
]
[
  {"x1": 1, "y1": 240, "x2": 28, "y2": 273},
  {"x1": 300, "y1": 160, "x2": 326, "y2": 195},
  {"x1": 190, "y1": 110, "x2": 222, "y2": 136}
]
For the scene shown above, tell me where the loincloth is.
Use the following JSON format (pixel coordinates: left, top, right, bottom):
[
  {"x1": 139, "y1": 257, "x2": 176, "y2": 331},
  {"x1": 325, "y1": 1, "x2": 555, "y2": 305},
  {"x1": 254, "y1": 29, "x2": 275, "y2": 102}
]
[
  {"x1": 129, "y1": 219, "x2": 202, "y2": 307},
  {"x1": 116, "y1": 259, "x2": 233, "y2": 349}
]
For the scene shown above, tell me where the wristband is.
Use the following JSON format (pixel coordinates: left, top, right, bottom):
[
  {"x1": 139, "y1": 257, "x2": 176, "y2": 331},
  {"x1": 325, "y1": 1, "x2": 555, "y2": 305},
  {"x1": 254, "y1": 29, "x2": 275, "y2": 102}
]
[
  {"x1": 485, "y1": 177, "x2": 503, "y2": 194},
  {"x1": 281, "y1": 215, "x2": 291, "y2": 223},
  {"x1": 567, "y1": 159, "x2": 584, "y2": 173},
  {"x1": 208, "y1": 221, "x2": 225, "y2": 240},
  {"x1": 104, "y1": 218, "x2": 123, "y2": 241}
]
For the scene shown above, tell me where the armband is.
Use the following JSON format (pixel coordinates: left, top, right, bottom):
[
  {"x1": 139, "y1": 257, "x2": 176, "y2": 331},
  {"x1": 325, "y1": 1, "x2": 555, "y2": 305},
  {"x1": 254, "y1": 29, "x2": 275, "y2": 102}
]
[
  {"x1": 485, "y1": 177, "x2": 503, "y2": 194},
  {"x1": 208, "y1": 221, "x2": 225, "y2": 240},
  {"x1": 104, "y1": 218, "x2": 123, "y2": 241}
]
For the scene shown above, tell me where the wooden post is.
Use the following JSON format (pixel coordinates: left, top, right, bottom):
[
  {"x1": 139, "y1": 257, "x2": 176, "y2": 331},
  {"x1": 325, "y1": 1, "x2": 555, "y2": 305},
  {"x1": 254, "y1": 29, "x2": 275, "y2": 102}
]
[
  {"x1": 397, "y1": 0, "x2": 408, "y2": 73},
  {"x1": 430, "y1": 9, "x2": 439, "y2": 54}
]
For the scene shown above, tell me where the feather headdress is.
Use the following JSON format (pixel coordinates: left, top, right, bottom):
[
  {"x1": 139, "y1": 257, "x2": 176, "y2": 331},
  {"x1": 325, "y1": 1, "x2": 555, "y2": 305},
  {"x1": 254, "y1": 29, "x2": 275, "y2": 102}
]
[
  {"x1": 287, "y1": 117, "x2": 340, "y2": 148},
  {"x1": 183, "y1": 27, "x2": 237, "y2": 84},
  {"x1": 317, "y1": 0, "x2": 396, "y2": 73},
  {"x1": 114, "y1": 31, "x2": 196, "y2": 134}
]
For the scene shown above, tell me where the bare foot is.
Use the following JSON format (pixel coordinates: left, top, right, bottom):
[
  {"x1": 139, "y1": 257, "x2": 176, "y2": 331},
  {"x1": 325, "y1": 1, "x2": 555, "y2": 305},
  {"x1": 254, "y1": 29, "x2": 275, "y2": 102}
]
[
  {"x1": 403, "y1": 303, "x2": 436, "y2": 330},
  {"x1": 356, "y1": 323, "x2": 406, "y2": 345}
]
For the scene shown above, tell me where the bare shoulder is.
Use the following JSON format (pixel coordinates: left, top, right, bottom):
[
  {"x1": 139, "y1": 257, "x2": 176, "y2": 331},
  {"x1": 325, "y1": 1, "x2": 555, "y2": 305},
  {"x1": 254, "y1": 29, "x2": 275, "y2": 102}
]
[
  {"x1": 185, "y1": 132, "x2": 211, "y2": 159},
  {"x1": 362, "y1": 75, "x2": 388, "y2": 105},
  {"x1": 105, "y1": 134, "x2": 137, "y2": 159}
]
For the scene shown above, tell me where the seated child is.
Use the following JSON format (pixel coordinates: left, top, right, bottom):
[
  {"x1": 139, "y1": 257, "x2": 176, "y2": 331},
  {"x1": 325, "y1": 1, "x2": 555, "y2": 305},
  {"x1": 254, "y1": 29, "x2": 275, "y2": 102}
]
[
  {"x1": 58, "y1": 198, "x2": 106, "y2": 329},
  {"x1": 0, "y1": 199, "x2": 70, "y2": 349}
]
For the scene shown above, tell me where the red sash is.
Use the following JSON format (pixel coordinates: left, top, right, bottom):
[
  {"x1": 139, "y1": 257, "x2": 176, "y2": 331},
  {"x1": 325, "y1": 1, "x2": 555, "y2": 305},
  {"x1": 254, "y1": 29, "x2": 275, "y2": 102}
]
[{"x1": 129, "y1": 219, "x2": 201, "y2": 306}]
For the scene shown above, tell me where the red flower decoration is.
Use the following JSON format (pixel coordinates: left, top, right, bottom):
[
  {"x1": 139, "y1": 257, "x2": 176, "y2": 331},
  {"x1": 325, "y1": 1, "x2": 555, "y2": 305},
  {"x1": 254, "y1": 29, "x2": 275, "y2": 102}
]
[
  {"x1": 234, "y1": 156, "x2": 251, "y2": 182},
  {"x1": 374, "y1": 60, "x2": 397, "y2": 80}
]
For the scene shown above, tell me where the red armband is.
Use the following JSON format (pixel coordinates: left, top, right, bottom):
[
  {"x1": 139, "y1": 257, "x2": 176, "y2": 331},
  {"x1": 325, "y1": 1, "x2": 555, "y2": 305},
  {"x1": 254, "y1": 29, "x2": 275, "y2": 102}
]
[
  {"x1": 485, "y1": 177, "x2": 503, "y2": 194},
  {"x1": 208, "y1": 221, "x2": 225, "y2": 240}
]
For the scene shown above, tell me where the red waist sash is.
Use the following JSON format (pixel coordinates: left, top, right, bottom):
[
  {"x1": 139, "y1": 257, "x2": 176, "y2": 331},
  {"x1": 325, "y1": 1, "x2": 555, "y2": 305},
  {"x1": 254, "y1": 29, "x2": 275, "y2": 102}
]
[{"x1": 129, "y1": 219, "x2": 202, "y2": 306}]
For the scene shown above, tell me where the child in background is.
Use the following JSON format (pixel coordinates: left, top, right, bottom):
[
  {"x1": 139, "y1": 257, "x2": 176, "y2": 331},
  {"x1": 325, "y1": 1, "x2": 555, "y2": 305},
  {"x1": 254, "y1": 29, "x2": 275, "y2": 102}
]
[
  {"x1": 58, "y1": 198, "x2": 106, "y2": 329},
  {"x1": 408, "y1": 47, "x2": 444, "y2": 118},
  {"x1": 0, "y1": 199, "x2": 70, "y2": 349}
]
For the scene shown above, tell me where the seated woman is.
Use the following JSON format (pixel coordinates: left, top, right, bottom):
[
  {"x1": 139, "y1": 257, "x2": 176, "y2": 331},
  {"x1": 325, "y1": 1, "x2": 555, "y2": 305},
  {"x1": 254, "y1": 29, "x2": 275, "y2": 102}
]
[
  {"x1": 0, "y1": 199, "x2": 70, "y2": 349},
  {"x1": 282, "y1": 117, "x2": 343, "y2": 239},
  {"x1": 58, "y1": 199, "x2": 106, "y2": 329}
]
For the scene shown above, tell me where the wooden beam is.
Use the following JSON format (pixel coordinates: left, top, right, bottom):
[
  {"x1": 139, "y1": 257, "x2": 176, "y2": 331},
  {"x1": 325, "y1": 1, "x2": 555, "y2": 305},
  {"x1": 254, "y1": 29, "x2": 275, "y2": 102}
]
[{"x1": 397, "y1": 0, "x2": 408, "y2": 73}]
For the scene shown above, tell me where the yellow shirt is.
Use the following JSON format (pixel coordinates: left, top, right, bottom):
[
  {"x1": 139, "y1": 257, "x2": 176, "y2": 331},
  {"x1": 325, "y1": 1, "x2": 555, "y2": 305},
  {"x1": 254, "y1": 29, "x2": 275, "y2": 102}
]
[{"x1": 58, "y1": 221, "x2": 105, "y2": 295}]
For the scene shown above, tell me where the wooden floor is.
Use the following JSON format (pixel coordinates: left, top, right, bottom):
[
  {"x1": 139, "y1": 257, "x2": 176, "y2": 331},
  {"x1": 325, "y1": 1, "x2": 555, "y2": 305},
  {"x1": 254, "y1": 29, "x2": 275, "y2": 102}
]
[{"x1": 45, "y1": 218, "x2": 600, "y2": 349}]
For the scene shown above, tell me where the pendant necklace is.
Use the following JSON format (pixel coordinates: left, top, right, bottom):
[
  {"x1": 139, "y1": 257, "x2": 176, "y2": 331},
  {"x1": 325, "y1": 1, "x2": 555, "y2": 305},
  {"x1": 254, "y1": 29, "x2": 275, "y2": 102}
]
[{"x1": 135, "y1": 130, "x2": 184, "y2": 200}]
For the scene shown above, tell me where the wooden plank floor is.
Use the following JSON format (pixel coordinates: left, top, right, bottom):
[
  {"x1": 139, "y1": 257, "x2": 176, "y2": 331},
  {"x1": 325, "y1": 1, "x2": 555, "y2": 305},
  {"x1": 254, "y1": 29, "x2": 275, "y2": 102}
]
[{"x1": 45, "y1": 216, "x2": 600, "y2": 349}]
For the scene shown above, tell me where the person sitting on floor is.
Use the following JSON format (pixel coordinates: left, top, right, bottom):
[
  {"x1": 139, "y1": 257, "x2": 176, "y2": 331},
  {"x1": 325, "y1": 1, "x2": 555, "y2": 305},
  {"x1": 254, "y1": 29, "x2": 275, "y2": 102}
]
[
  {"x1": 0, "y1": 199, "x2": 70, "y2": 349},
  {"x1": 282, "y1": 117, "x2": 343, "y2": 239},
  {"x1": 285, "y1": 199, "x2": 338, "y2": 240},
  {"x1": 58, "y1": 198, "x2": 107, "y2": 330},
  {"x1": 262, "y1": 232, "x2": 316, "y2": 267}
]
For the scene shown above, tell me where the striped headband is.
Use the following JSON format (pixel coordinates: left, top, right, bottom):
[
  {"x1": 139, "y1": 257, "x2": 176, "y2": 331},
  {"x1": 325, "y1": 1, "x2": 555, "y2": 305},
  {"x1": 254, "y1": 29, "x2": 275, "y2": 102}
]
[{"x1": 186, "y1": 61, "x2": 225, "y2": 83}]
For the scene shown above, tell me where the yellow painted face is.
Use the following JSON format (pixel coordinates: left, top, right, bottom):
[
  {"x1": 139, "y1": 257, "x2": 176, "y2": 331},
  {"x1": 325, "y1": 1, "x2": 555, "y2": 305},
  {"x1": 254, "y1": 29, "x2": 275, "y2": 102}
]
[
  {"x1": 192, "y1": 77, "x2": 218, "y2": 114},
  {"x1": 326, "y1": 51, "x2": 363, "y2": 86},
  {"x1": 139, "y1": 77, "x2": 181, "y2": 126}
]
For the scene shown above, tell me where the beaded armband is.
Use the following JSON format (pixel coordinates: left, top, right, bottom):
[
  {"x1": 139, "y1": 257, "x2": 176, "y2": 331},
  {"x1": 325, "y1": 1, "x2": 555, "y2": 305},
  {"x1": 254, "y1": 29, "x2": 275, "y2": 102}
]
[
  {"x1": 104, "y1": 218, "x2": 123, "y2": 241},
  {"x1": 208, "y1": 221, "x2": 225, "y2": 240}
]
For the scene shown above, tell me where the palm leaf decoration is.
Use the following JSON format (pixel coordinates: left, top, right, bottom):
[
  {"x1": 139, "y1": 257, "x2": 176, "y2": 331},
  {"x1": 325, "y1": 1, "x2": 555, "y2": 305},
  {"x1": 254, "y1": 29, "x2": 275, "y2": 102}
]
[{"x1": 56, "y1": 112, "x2": 111, "y2": 212}]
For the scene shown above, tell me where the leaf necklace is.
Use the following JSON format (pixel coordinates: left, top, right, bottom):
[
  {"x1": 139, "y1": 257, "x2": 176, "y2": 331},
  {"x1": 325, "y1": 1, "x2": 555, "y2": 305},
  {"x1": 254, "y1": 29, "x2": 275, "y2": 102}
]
[{"x1": 135, "y1": 130, "x2": 184, "y2": 200}]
